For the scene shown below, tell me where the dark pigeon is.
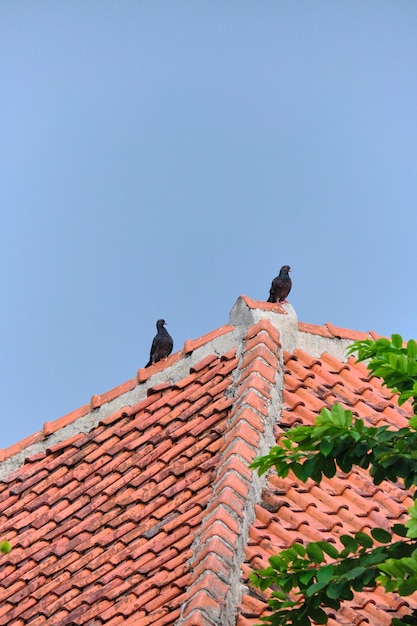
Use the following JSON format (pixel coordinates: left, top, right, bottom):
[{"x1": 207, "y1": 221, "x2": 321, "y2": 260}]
[
  {"x1": 145, "y1": 319, "x2": 174, "y2": 368},
  {"x1": 267, "y1": 265, "x2": 292, "y2": 303}
]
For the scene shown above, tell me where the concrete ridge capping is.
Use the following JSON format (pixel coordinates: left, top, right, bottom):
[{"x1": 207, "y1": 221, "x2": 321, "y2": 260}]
[
  {"x1": 232, "y1": 295, "x2": 376, "y2": 361},
  {"x1": 176, "y1": 318, "x2": 283, "y2": 626},
  {"x1": 0, "y1": 295, "x2": 377, "y2": 478}
]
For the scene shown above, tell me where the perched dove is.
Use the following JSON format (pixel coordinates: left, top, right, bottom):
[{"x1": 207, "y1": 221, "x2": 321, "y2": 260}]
[
  {"x1": 267, "y1": 265, "x2": 292, "y2": 303},
  {"x1": 145, "y1": 319, "x2": 174, "y2": 368}
]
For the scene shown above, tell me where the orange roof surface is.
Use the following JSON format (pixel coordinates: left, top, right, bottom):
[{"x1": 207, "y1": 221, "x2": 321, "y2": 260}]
[{"x1": 0, "y1": 295, "x2": 415, "y2": 626}]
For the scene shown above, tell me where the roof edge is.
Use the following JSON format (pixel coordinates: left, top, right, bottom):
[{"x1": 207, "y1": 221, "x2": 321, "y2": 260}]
[
  {"x1": 0, "y1": 323, "x2": 240, "y2": 477},
  {"x1": 0, "y1": 295, "x2": 383, "y2": 477}
]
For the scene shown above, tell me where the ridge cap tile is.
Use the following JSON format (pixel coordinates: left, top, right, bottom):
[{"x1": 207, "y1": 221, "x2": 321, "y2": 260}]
[
  {"x1": 298, "y1": 321, "x2": 333, "y2": 338},
  {"x1": 137, "y1": 350, "x2": 185, "y2": 383},
  {"x1": 184, "y1": 324, "x2": 235, "y2": 354},
  {"x1": 244, "y1": 318, "x2": 281, "y2": 345},
  {"x1": 240, "y1": 294, "x2": 287, "y2": 314},
  {"x1": 324, "y1": 322, "x2": 371, "y2": 341},
  {"x1": 90, "y1": 375, "x2": 137, "y2": 410}
]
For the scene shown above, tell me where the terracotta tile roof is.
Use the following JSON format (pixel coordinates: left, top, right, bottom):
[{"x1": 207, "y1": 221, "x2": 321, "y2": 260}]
[{"x1": 0, "y1": 295, "x2": 415, "y2": 625}]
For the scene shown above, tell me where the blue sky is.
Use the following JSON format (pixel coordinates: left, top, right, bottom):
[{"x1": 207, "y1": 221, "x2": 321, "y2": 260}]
[{"x1": 1, "y1": 1, "x2": 416, "y2": 448}]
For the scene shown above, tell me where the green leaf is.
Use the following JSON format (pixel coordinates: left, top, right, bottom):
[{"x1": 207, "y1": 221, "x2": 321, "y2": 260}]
[
  {"x1": 306, "y1": 543, "x2": 325, "y2": 564},
  {"x1": 292, "y1": 542, "x2": 307, "y2": 557},
  {"x1": 292, "y1": 614, "x2": 311, "y2": 626},
  {"x1": 371, "y1": 528, "x2": 392, "y2": 544},
  {"x1": 379, "y1": 559, "x2": 406, "y2": 578},
  {"x1": 280, "y1": 575, "x2": 294, "y2": 592},
  {"x1": 362, "y1": 550, "x2": 389, "y2": 568},
  {"x1": 324, "y1": 597, "x2": 341, "y2": 612},
  {"x1": 317, "y1": 564, "x2": 334, "y2": 584},
  {"x1": 321, "y1": 455, "x2": 336, "y2": 478},
  {"x1": 392, "y1": 618, "x2": 417, "y2": 626},
  {"x1": 355, "y1": 532, "x2": 373, "y2": 548},
  {"x1": 399, "y1": 557, "x2": 417, "y2": 574},
  {"x1": 292, "y1": 462, "x2": 310, "y2": 482},
  {"x1": 259, "y1": 577, "x2": 274, "y2": 592},
  {"x1": 392, "y1": 334, "x2": 404, "y2": 349},
  {"x1": 338, "y1": 452, "x2": 353, "y2": 474},
  {"x1": 317, "y1": 407, "x2": 332, "y2": 424},
  {"x1": 406, "y1": 520, "x2": 417, "y2": 539},
  {"x1": 270, "y1": 589, "x2": 288, "y2": 600},
  {"x1": 317, "y1": 541, "x2": 339, "y2": 559},
  {"x1": 331, "y1": 403, "x2": 351, "y2": 427},
  {"x1": 305, "y1": 580, "x2": 328, "y2": 596},
  {"x1": 383, "y1": 578, "x2": 399, "y2": 593},
  {"x1": 299, "y1": 569, "x2": 316, "y2": 585},
  {"x1": 353, "y1": 418, "x2": 364, "y2": 434},
  {"x1": 326, "y1": 581, "x2": 345, "y2": 599},
  {"x1": 308, "y1": 607, "x2": 328, "y2": 624},
  {"x1": 398, "y1": 578, "x2": 417, "y2": 596},
  {"x1": 269, "y1": 556, "x2": 284, "y2": 570},
  {"x1": 0, "y1": 541, "x2": 11, "y2": 554},
  {"x1": 319, "y1": 439, "x2": 333, "y2": 457},
  {"x1": 340, "y1": 535, "x2": 359, "y2": 553},
  {"x1": 343, "y1": 566, "x2": 367, "y2": 581}
]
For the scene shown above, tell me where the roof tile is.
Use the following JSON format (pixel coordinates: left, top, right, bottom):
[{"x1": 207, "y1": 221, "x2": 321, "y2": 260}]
[
  {"x1": 324, "y1": 323, "x2": 371, "y2": 341},
  {"x1": 42, "y1": 403, "x2": 91, "y2": 437},
  {"x1": 137, "y1": 350, "x2": 185, "y2": 383},
  {"x1": 190, "y1": 354, "x2": 221, "y2": 372},
  {"x1": 244, "y1": 332, "x2": 281, "y2": 357},
  {"x1": 240, "y1": 295, "x2": 286, "y2": 316},
  {"x1": 298, "y1": 321, "x2": 334, "y2": 337},
  {"x1": 240, "y1": 344, "x2": 279, "y2": 371},
  {"x1": 184, "y1": 325, "x2": 235, "y2": 353},
  {"x1": 238, "y1": 359, "x2": 277, "y2": 386}
]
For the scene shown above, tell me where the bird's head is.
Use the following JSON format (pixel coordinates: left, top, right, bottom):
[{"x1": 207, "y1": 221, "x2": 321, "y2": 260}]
[
  {"x1": 156, "y1": 319, "x2": 166, "y2": 329},
  {"x1": 280, "y1": 265, "x2": 291, "y2": 275}
]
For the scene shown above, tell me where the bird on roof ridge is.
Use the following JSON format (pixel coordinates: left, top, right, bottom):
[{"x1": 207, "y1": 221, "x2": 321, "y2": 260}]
[
  {"x1": 145, "y1": 319, "x2": 174, "y2": 368},
  {"x1": 267, "y1": 265, "x2": 292, "y2": 303}
]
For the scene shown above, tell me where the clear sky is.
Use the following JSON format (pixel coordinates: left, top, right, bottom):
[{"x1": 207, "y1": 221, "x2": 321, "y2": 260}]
[{"x1": 1, "y1": 1, "x2": 416, "y2": 449}]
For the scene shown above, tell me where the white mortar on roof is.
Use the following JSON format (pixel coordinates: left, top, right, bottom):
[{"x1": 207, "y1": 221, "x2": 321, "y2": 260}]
[
  {"x1": 298, "y1": 331, "x2": 351, "y2": 362},
  {"x1": 229, "y1": 296, "x2": 299, "y2": 353}
]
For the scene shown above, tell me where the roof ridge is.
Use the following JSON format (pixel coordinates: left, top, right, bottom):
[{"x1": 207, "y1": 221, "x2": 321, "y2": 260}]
[
  {"x1": 298, "y1": 321, "x2": 383, "y2": 341},
  {"x1": 0, "y1": 295, "x2": 382, "y2": 477},
  {"x1": 176, "y1": 318, "x2": 283, "y2": 626},
  {"x1": 230, "y1": 295, "x2": 379, "y2": 361}
]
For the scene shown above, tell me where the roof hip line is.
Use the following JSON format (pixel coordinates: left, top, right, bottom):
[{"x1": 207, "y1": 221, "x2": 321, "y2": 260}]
[{"x1": 175, "y1": 318, "x2": 285, "y2": 626}]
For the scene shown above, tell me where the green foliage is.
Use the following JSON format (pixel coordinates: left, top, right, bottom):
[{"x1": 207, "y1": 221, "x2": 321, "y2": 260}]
[
  {"x1": 348, "y1": 334, "x2": 417, "y2": 412},
  {"x1": 250, "y1": 526, "x2": 417, "y2": 626},
  {"x1": 0, "y1": 541, "x2": 11, "y2": 555},
  {"x1": 250, "y1": 334, "x2": 417, "y2": 626},
  {"x1": 250, "y1": 401, "x2": 417, "y2": 489}
]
